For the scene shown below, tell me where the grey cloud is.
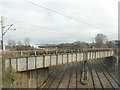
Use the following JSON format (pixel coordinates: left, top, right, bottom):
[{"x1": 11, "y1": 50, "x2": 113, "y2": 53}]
[{"x1": 0, "y1": 0, "x2": 118, "y2": 44}]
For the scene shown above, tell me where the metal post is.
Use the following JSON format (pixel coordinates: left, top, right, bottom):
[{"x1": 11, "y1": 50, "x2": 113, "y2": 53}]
[
  {"x1": 76, "y1": 53, "x2": 77, "y2": 62},
  {"x1": 1, "y1": 16, "x2": 5, "y2": 51},
  {"x1": 35, "y1": 51, "x2": 36, "y2": 56},
  {"x1": 84, "y1": 61, "x2": 87, "y2": 80},
  {"x1": 67, "y1": 54, "x2": 69, "y2": 63},
  {"x1": 99, "y1": 51, "x2": 100, "y2": 58},
  {"x1": 56, "y1": 54, "x2": 58, "y2": 65},
  {"x1": 43, "y1": 55, "x2": 45, "y2": 67},
  {"x1": 9, "y1": 58, "x2": 12, "y2": 70},
  {"x1": 90, "y1": 50, "x2": 91, "y2": 60},
  {"x1": 26, "y1": 57, "x2": 28, "y2": 70},
  {"x1": 1, "y1": 16, "x2": 15, "y2": 51},
  {"x1": 81, "y1": 60, "x2": 88, "y2": 85},
  {"x1": 0, "y1": 51, "x2": 2, "y2": 90},
  {"x1": 20, "y1": 51, "x2": 23, "y2": 57},
  {"x1": 107, "y1": 50, "x2": 108, "y2": 57},
  {"x1": 91, "y1": 50, "x2": 93, "y2": 60},
  {"x1": 95, "y1": 51, "x2": 96, "y2": 59},
  {"x1": 86, "y1": 51, "x2": 88, "y2": 60},
  {"x1": 50, "y1": 55, "x2": 51, "y2": 66},
  {"x1": 83, "y1": 51, "x2": 85, "y2": 61},
  {"x1": 62, "y1": 54, "x2": 63, "y2": 64},
  {"x1": 16, "y1": 58, "x2": 18, "y2": 71},
  {"x1": 35, "y1": 57, "x2": 37, "y2": 69},
  {"x1": 96, "y1": 51, "x2": 97, "y2": 59}
]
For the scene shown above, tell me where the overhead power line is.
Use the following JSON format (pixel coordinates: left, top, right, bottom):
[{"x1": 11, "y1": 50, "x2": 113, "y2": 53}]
[
  {"x1": 24, "y1": 0, "x2": 102, "y2": 30},
  {"x1": 5, "y1": 17, "x2": 55, "y2": 30},
  {"x1": 4, "y1": 17, "x2": 71, "y2": 34},
  {"x1": 13, "y1": 25, "x2": 67, "y2": 34},
  {"x1": 5, "y1": 17, "x2": 62, "y2": 31}
]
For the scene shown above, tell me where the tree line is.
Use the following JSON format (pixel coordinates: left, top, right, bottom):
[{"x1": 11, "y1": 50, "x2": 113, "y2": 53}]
[
  {"x1": 6, "y1": 33, "x2": 118, "y2": 51},
  {"x1": 57, "y1": 33, "x2": 118, "y2": 50},
  {"x1": 6, "y1": 38, "x2": 34, "y2": 51}
]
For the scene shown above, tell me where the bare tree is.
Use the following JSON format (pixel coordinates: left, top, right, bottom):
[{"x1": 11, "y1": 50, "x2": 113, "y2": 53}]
[
  {"x1": 74, "y1": 41, "x2": 81, "y2": 45},
  {"x1": 95, "y1": 33, "x2": 107, "y2": 48},
  {"x1": 7, "y1": 40, "x2": 16, "y2": 47},
  {"x1": 73, "y1": 41, "x2": 88, "y2": 49},
  {"x1": 80, "y1": 42, "x2": 88, "y2": 48},
  {"x1": 73, "y1": 41, "x2": 81, "y2": 49},
  {"x1": 106, "y1": 41, "x2": 118, "y2": 48},
  {"x1": 24, "y1": 38, "x2": 30, "y2": 46},
  {"x1": 17, "y1": 40, "x2": 23, "y2": 45}
]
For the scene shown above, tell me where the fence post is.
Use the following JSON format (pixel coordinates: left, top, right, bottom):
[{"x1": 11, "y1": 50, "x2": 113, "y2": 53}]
[
  {"x1": 20, "y1": 51, "x2": 23, "y2": 57},
  {"x1": 35, "y1": 57, "x2": 37, "y2": 69},
  {"x1": 56, "y1": 54, "x2": 58, "y2": 65},
  {"x1": 76, "y1": 52, "x2": 77, "y2": 62},
  {"x1": 16, "y1": 58, "x2": 18, "y2": 71},
  {"x1": 62, "y1": 54, "x2": 63, "y2": 64},
  {"x1": 26, "y1": 57, "x2": 28, "y2": 70},
  {"x1": 67, "y1": 54, "x2": 69, "y2": 63},
  {"x1": 35, "y1": 51, "x2": 37, "y2": 56},
  {"x1": 84, "y1": 61, "x2": 87, "y2": 80},
  {"x1": 91, "y1": 50, "x2": 92, "y2": 60},
  {"x1": 95, "y1": 51, "x2": 96, "y2": 59},
  {"x1": 50, "y1": 55, "x2": 51, "y2": 66},
  {"x1": 43, "y1": 55, "x2": 45, "y2": 67}
]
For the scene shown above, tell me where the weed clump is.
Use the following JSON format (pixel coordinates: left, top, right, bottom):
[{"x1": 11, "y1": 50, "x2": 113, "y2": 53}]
[{"x1": 2, "y1": 67, "x2": 14, "y2": 88}]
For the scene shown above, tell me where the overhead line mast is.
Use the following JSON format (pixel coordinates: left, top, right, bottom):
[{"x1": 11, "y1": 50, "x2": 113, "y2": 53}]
[
  {"x1": 1, "y1": 16, "x2": 16, "y2": 51},
  {"x1": 1, "y1": 16, "x2": 5, "y2": 51}
]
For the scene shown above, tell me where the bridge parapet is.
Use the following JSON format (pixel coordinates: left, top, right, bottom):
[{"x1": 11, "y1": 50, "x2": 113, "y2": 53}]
[
  {"x1": 4, "y1": 48, "x2": 115, "y2": 72},
  {"x1": 4, "y1": 48, "x2": 114, "y2": 58}
]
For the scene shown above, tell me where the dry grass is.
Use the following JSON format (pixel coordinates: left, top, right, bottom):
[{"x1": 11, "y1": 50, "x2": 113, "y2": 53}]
[{"x1": 2, "y1": 67, "x2": 14, "y2": 88}]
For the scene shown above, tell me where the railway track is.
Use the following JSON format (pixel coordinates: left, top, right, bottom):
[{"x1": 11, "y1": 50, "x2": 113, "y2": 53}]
[{"x1": 38, "y1": 59, "x2": 119, "y2": 89}]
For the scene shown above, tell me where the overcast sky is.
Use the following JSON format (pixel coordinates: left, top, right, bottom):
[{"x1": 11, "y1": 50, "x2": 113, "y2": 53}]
[{"x1": 0, "y1": 0, "x2": 119, "y2": 45}]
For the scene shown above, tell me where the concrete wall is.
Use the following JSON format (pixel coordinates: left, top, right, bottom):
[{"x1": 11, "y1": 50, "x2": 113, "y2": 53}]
[
  {"x1": 8, "y1": 67, "x2": 49, "y2": 88},
  {"x1": 104, "y1": 56, "x2": 118, "y2": 74},
  {"x1": 0, "y1": 51, "x2": 2, "y2": 89},
  {"x1": 2, "y1": 49, "x2": 116, "y2": 88},
  {"x1": 5, "y1": 50, "x2": 114, "y2": 72}
]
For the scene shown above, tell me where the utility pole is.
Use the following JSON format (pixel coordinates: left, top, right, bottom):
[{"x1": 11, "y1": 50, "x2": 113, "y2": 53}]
[
  {"x1": 1, "y1": 16, "x2": 16, "y2": 51},
  {"x1": 1, "y1": 16, "x2": 5, "y2": 51}
]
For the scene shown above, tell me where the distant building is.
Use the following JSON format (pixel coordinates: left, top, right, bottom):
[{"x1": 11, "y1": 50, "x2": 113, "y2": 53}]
[
  {"x1": 30, "y1": 44, "x2": 39, "y2": 49},
  {"x1": 107, "y1": 40, "x2": 119, "y2": 48},
  {"x1": 88, "y1": 42, "x2": 95, "y2": 49},
  {"x1": 38, "y1": 44, "x2": 58, "y2": 51}
]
